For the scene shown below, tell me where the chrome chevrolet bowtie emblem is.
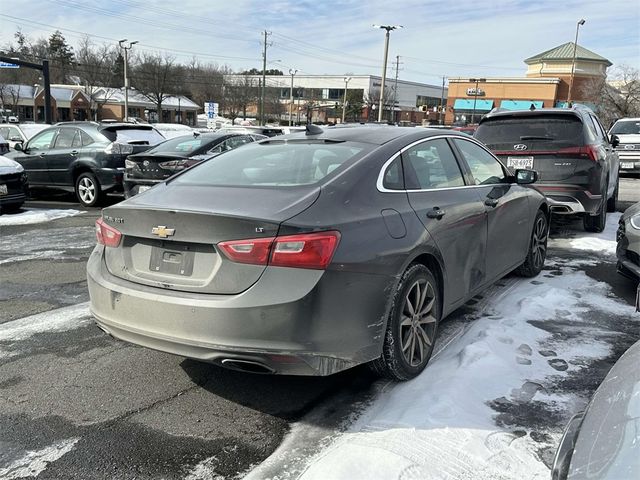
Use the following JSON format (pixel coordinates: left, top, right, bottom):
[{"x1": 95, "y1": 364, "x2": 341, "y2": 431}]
[{"x1": 151, "y1": 226, "x2": 175, "y2": 238}]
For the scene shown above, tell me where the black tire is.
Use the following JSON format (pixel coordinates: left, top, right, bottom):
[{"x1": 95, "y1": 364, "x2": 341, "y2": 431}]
[
  {"x1": 370, "y1": 264, "x2": 441, "y2": 381},
  {"x1": 0, "y1": 202, "x2": 23, "y2": 215},
  {"x1": 516, "y1": 210, "x2": 548, "y2": 277},
  {"x1": 75, "y1": 171, "x2": 102, "y2": 207},
  {"x1": 607, "y1": 181, "x2": 619, "y2": 213},
  {"x1": 584, "y1": 198, "x2": 606, "y2": 233}
]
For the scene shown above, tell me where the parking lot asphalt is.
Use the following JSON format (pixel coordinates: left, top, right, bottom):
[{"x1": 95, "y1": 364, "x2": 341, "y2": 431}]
[{"x1": 0, "y1": 178, "x2": 639, "y2": 479}]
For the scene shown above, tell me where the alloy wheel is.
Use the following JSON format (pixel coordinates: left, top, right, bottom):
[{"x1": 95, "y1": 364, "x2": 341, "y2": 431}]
[
  {"x1": 78, "y1": 176, "x2": 96, "y2": 204},
  {"x1": 531, "y1": 215, "x2": 548, "y2": 270},
  {"x1": 400, "y1": 279, "x2": 437, "y2": 367}
]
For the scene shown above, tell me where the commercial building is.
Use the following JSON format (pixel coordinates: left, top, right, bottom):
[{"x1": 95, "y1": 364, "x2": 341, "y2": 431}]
[
  {"x1": 222, "y1": 74, "x2": 447, "y2": 124},
  {"x1": 445, "y1": 42, "x2": 612, "y2": 125}
]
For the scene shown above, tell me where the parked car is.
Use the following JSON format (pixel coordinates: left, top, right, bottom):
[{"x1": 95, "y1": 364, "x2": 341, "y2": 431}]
[
  {"x1": 0, "y1": 134, "x2": 9, "y2": 155},
  {"x1": 123, "y1": 132, "x2": 261, "y2": 197},
  {"x1": 552, "y1": 338, "x2": 640, "y2": 480},
  {"x1": 616, "y1": 201, "x2": 640, "y2": 280},
  {"x1": 608, "y1": 118, "x2": 640, "y2": 175},
  {"x1": 150, "y1": 123, "x2": 195, "y2": 139},
  {"x1": 474, "y1": 105, "x2": 620, "y2": 232},
  {"x1": 6, "y1": 122, "x2": 164, "y2": 207},
  {"x1": 220, "y1": 125, "x2": 284, "y2": 137},
  {"x1": 88, "y1": 125, "x2": 548, "y2": 380},
  {"x1": 0, "y1": 124, "x2": 49, "y2": 149},
  {"x1": 0, "y1": 154, "x2": 29, "y2": 214}
]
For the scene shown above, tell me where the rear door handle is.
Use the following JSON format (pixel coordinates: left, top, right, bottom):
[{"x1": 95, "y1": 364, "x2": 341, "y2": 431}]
[
  {"x1": 426, "y1": 208, "x2": 446, "y2": 219},
  {"x1": 485, "y1": 198, "x2": 499, "y2": 208}
]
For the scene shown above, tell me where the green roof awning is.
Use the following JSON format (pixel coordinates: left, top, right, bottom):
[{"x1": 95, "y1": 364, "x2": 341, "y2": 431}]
[
  {"x1": 499, "y1": 100, "x2": 544, "y2": 110},
  {"x1": 453, "y1": 99, "x2": 494, "y2": 111}
]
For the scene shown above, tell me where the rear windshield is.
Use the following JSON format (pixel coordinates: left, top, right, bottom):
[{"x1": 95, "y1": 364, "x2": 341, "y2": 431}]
[
  {"x1": 147, "y1": 135, "x2": 210, "y2": 154},
  {"x1": 475, "y1": 115, "x2": 586, "y2": 150},
  {"x1": 610, "y1": 120, "x2": 640, "y2": 135},
  {"x1": 100, "y1": 127, "x2": 165, "y2": 146},
  {"x1": 172, "y1": 140, "x2": 370, "y2": 187}
]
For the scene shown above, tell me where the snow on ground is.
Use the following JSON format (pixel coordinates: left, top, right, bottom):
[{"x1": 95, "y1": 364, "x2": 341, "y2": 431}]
[
  {"x1": 0, "y1": 209, "x2": 83, "y2": 226},
  {"x1": 0, "y1": 438, "x2": 80, "y2": 480},
  {"x1": 0, "y1": 225, "x2": 96, "y2": 264},
  {"x1": 248, "y1": 213, "x2": 635, "y2": 480}
]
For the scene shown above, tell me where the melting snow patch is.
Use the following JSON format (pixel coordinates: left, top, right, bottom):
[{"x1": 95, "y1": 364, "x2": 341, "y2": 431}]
[
  {"x1": 0, "y1": 209, "x2": 83, "y2": 226},
  {"x1": 0, "y1": 303, "x2": 91, "y2": 360},
  {"x1": 0, "y1": 437, "x2": 79, "y2": 479},
  {"x1": 549, "y1": 212, "x2": 620, "y2": 258},
  {"x1": 255, "y1": 255, "x2": 636, "y2": 480}
]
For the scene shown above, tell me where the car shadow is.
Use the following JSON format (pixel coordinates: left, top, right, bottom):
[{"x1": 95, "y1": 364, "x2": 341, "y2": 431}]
[{"x1": 180, "y1": 358, "x2": 379, "y2": 421}]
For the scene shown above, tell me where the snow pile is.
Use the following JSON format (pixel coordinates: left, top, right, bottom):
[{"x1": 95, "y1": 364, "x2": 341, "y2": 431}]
[
  {"x1": 0, "y1": 209, "x2": 83, "y2": 226},
  {"x1": 549, "y1": 212, "x2": 621, "y2": 256}
]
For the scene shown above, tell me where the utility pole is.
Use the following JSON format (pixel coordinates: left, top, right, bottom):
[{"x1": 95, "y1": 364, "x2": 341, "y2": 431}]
[
  {"x1": 392, "y1": 55, "x2": 401, "y2": 124},
  {"x1": 342, "y1": 76, "x2": 352, "y2": 124},
  {"x1": 260, "y1": 31, "x2": 271, "y2": 126},
  {"x1": 439, "y1": 76, "x2": 446, "y2": 125},
  {"x1": 118, "y1": 39, "x2": 138, "y2": 121},
  {"x1": 373, "y1": 25, "x2": 402, "y2": 123},
  {"x1": 289, "y1": 68, "x2": 297, "y2": 126}
]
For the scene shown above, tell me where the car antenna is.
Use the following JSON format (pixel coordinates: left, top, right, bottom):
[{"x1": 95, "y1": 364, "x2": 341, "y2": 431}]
[{"x1": 306, "y1": 124, "x2": 323, "y2": 135}]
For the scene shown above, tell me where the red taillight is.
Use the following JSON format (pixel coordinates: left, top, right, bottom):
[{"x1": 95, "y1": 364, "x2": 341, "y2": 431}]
[
  {"x1": 95, "y1": 217, "x2": 122, "y2": 247},
  {"x1": 270, "y1": 231, "x2": 340, "y2": 269},
  {"x1": 556, "y1": 145, "x2": 599, "y2": 161},
  {"x1": 218, "y1": 237, "x2": 274, "y2": 265},
  {"x1": 218, "y1": 231, "x2": 341, "y2": 270}
]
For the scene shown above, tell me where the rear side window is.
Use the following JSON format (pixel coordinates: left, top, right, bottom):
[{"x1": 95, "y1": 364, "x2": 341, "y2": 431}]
[
  {"x1": 475, "y1": 115, "x2": 586, "y2": 150},
  {"x1": 402, "y1": 138, "x2": 465, "y2": 190},
  {"x1": 173, "y1": 141, "x2": 370, "y2": 187},
  {"x1": 382, "y1": 157, "x2": 404, "y2": 190},
  {"x1": 100, "y1": 127, "x2": 165, "y2": 146}
]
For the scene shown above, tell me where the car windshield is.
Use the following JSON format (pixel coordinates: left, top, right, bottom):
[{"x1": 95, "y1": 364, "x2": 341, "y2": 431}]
[
  {"x1": 475, "y1": 115, "x2": 585, "y2": 150},
  {"x1": 171, "y1": 140, "x2": 371, "y2": 187},
  {"x1": 610, "y1": 120, "x2": 640, "y2": 135},
  {"x1": 100, "y1": 127, "x2": 165, "y2": 145}
]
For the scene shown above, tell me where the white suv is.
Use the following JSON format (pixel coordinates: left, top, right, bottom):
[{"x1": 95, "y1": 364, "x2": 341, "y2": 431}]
[{"x1": 609, "y1": 118, "x2": 640, "y2": 175}]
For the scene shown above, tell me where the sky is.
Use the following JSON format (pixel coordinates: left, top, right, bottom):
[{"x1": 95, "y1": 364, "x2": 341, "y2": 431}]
[{"x1": 0, "y1": 0, "x2": 638, "y2": 86}]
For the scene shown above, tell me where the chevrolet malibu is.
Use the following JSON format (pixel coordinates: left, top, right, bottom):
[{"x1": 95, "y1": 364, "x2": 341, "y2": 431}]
[{"x1": 88, "y1": 125, "x2": 549, "y2": 380}]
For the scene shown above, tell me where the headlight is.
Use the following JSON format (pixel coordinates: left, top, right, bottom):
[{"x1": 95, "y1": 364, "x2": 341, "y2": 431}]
[{"x1": 630, "y1": 215, "x2": 640, "y2": 230}]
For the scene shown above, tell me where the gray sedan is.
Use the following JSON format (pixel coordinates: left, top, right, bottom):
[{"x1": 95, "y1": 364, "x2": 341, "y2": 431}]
[{"x1": 87, "y1": 125, "x2": 549, "y2": 380}]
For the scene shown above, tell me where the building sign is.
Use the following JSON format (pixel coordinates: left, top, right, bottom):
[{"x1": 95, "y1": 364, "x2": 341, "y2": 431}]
[
  {"x1": 0, "y1": 61, "x2": 19, "y2": 69},
  {"x1": 466, "y1": 88, "x2": 485, "y2": 96},
  {"x1": 204, "y1": 101, "x2": 219, "y2": 128}
]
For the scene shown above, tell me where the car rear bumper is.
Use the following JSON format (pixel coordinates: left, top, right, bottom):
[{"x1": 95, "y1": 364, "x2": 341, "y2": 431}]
[
  {"x1": 96, "y1": 168, "x2": 124, "y2": 193},
  {"x1": 123, "y1": 175, "x2": 163, "y2": 197},
  {"x1": 536, "y1": 184, "x2": 602, "y2": 215},
  {"x1": 87, "y1": 246, "x2": 390, "y2": 375}
]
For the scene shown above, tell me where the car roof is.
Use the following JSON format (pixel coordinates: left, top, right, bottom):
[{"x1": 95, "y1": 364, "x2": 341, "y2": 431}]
[{"x1": 281, "y1": 124, "x2": 470, "y2": 145}]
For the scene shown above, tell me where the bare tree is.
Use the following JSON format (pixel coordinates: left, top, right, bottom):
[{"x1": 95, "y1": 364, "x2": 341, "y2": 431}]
[
  {"x1": 581, "y1": 65, "x2": 640, "y2": 127},
  {"x1": 364, "y1": 87, "x2": 394, "y2": 122},
  {"x1": 132, "y1": 52, "x2": 184, "y2": 119},
  {"x1": 224, "y1": 75, "x2": 259, "y2": 122}
]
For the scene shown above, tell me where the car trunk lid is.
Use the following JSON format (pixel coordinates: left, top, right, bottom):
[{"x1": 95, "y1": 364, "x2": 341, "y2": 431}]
[
  {"x1": 126, "y1": 153, "x2": 194, "y2": 180},
  {"x1": 100, "y1": 183, "x2": 320, "y2": 294}
]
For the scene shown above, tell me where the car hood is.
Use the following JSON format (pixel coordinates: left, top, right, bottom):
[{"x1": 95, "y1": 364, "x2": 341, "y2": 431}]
[
  {"x1": 0, "y1": 155, "x2": 24, "y2": 174},
  {"x1": 616, "y1": 134, "x2": 640, "y2": 144},
  {"x1": 568, "y1": 339, "x2": 640, "y2": 479}
]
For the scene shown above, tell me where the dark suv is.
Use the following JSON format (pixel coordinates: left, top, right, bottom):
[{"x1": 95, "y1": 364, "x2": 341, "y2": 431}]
[
  {"x1": 474, "y1": 106, "x2": 620, "y2": 232},
  {"x1": 7, "y1": 122, "x2": 164, "y2": 206}
]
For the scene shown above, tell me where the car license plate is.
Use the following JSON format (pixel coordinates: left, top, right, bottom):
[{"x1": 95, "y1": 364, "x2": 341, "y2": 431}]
[
  {"x1": 138, "y1": 185, "x2": 151, "y2": 193},
  {"x1": 0, "y1": 184, "x2": 7, "y2": 196},
  {"x1": 621, "y1": 162, "x2": 635, "y2": 169},
  {"x1": 506, "y1": 156, "x2": 534, "y2": 170}
]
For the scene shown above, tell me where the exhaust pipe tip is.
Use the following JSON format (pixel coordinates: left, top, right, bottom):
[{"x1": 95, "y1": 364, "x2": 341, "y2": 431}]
[{"x1": 220, "y1": 358, "x2": 275, "y2": 374}]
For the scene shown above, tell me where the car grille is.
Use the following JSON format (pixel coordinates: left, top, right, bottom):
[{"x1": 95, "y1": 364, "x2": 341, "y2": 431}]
[
  {"x1": 617, "y1": 219, "x2": 625, "y2": 243},
  {"x1": 626, "y1": 250, "x2": 640, "y2": 266}
]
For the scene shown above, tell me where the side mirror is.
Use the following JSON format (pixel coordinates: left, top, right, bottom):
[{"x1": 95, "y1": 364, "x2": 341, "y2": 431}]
[
  {"x1": 610, "y1": 134, "x2": 620, "y2": 148},
  {"x1": 515, "y1": 169, "x2": 538, "y2": 184},
  {"x1": 13, "y1": 142, "x2": 23, "y2": 152}
]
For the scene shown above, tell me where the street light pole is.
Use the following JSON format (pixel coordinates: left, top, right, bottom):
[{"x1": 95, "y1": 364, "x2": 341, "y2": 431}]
[
  {"x1": 567, "y1": 19, "x2": 586, "y2": 107},
  {"x1": 373, "y1": 25, "x2": 402, "y2": 123},
  {"x1": 469, "y1": 77, "x2": 486, "y2": 125},
  {"x1": 342, "y1": 76, "x2": 351, "y2": 124},
  {"x1": 289, "y1": 68, "x2": 298, "y2": 126},
  {"x1": 118, "y1": 39, "x2": 138, "y2": 121}
]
